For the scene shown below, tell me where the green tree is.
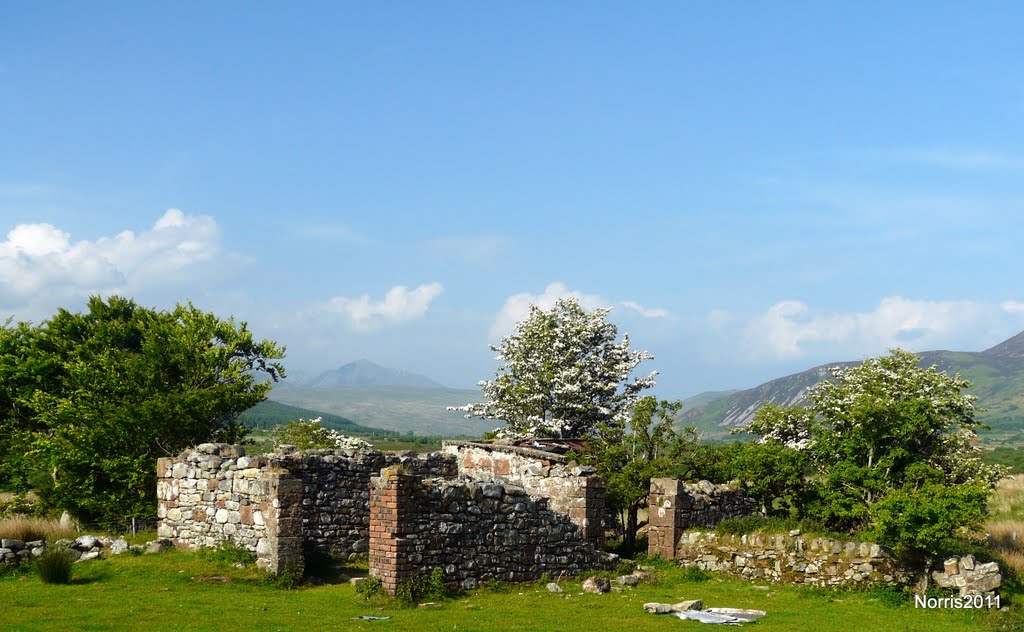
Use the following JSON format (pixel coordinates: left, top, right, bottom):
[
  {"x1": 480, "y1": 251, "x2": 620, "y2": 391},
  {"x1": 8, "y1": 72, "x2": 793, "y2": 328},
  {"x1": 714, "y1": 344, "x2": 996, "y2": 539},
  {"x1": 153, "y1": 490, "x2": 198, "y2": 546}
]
[
  {"x1": 745, "y1": 349, "x2": 1002, "y2": 543},
  {"x1": 581, "y1": 396, "x2": 689, "y2": 553},
  {"x1": 0, "y1": 296, "x2": 285, "y2": 524},
  {"x1": 450, "y1": 298, "x2": 656, "y2": 438},
  {"x1": 271, "y1": 417, "x2": 371, "y2": 451}
]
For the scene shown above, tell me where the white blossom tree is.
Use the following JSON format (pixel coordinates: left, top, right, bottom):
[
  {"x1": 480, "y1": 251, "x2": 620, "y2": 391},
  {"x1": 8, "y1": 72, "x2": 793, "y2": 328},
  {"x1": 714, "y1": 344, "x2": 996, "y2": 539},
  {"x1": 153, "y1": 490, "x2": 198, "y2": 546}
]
[{"x1": 450, "y1": 298, "x2": 657, "y2": 439}]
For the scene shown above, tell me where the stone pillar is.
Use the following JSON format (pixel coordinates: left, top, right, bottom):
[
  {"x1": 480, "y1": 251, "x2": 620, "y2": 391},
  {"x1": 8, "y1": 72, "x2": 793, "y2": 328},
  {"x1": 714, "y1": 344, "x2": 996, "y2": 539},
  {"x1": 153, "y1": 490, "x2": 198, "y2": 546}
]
[
  {"x1": 258, "y1": 469, "x2": 304, "y2": 576},
  {"x1": 369, "y1": 467, "x2": 419, "y2": 596},
  {"x1": 568, "y1": 476, "x2": 606, "y2": 549},
  {"x1": 648, "y1": 478, "x2": 683, "y2": 560}
]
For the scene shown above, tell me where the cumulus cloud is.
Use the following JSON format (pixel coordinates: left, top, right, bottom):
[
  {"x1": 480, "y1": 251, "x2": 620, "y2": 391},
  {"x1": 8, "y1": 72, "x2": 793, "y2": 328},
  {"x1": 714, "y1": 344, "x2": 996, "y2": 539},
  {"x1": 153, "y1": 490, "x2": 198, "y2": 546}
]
[
  {"x1": 741, "y1": 297, "x2": 1017, "y2": 360},
  {"x1": 0, "y1": 209, "x2": 223, "y2": 314},
  {"x1": 490, "y1": 282, "x2": 669, "y2": 338},
  {"x1": 320, "y1": 283, "x2": 444, "y2": 331}
]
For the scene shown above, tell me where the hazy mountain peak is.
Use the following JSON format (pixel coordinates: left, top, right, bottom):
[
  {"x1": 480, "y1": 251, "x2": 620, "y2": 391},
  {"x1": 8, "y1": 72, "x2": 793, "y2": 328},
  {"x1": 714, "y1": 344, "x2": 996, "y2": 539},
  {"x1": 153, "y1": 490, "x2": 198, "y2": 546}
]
[{"x1": 303, "y1": 359, "x2": 444, "y2": 389}]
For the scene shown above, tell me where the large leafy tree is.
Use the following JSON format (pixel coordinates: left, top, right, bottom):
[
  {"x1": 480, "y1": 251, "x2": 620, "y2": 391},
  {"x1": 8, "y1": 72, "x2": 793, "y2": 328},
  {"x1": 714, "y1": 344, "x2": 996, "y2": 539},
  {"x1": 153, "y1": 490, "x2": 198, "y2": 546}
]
[
  {"x1": 746, "y1": 349, "x2": 1002, "y2": 547},
  {"x1": 451, "y1": 298, "x2": 657, "y2": 438},
  {"x1": 0, "y1": 296, "x2": 285, "y2": 524},
  {"x1": 581, "y1": 396, "x2": 690, "y2": 552}
]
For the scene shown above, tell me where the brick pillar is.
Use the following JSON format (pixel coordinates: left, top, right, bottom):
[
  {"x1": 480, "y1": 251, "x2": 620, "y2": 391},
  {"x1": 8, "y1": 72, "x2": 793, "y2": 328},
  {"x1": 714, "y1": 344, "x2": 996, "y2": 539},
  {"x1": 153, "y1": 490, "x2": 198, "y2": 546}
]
[
  {"x1": 369, "y1": 468, "x2": 419, "y2": 596},
  {"x1": 648, "y1": 478, "x2": 683, "y2": 560},
  {"x1": 260, "y1": 469, "x2": 304, "y2": 576}
]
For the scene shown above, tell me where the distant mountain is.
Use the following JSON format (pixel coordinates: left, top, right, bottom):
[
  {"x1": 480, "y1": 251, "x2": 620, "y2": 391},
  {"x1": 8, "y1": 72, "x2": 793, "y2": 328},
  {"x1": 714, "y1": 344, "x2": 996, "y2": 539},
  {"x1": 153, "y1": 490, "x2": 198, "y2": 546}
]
[
  {"x1": 269, "y1": 385, "x2": 493, "y2": 437},
  {"x1": 299, "y1": 359, "x2": 444, "y2": 389},
  {"x1": 681, "y1": 331, "x2": 1024, "y2": 443}
]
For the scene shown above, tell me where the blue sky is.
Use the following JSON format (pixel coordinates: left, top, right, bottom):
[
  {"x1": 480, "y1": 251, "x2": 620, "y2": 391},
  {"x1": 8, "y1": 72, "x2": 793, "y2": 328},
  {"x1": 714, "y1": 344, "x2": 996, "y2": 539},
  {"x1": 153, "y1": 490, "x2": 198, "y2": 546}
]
[{"x1": 2, "y1": 3, "x2": 1023, "y2": 397}]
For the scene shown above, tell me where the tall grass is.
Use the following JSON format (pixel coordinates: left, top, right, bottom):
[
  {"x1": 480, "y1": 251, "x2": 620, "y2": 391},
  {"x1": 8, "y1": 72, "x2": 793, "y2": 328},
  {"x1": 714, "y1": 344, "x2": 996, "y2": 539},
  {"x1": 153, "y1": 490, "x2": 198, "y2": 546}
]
[
  {"x1": 0, "y1": 516, "x2": 78, "y2": 542},
  {"x1": 36, "y1": 545, "x2": 76, "y2": 584}
]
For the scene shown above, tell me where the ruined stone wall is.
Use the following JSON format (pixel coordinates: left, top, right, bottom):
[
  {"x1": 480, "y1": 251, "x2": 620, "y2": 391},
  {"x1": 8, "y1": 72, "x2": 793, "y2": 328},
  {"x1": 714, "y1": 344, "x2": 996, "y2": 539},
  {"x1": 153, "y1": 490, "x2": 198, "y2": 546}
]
[
  {"x1": 648, "y1": 478, "x2": 758, "y2": 559},
  {"x1": 156, "y1": 443, "x2": 301, "y2": 573},
  {"x1": 442, "y1": 441, "x2": 605, "y2": 547},
  {"x1": 674, "y1": 531, "x2": 915, "y2": 589},
  {"x1": 369, "y1": 468, "x2": 604, "y2": 595},
  {"x1": 156, "y1": 443, "x2": 455, "y2": 572}
]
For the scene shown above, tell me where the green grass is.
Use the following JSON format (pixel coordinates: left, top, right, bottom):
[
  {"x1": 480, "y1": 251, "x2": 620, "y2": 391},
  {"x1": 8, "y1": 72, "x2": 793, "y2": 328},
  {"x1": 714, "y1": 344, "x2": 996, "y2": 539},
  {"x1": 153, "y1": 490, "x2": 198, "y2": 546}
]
[{"x1": 1, "y1": 548, "x2": 1019, "y2": 631}]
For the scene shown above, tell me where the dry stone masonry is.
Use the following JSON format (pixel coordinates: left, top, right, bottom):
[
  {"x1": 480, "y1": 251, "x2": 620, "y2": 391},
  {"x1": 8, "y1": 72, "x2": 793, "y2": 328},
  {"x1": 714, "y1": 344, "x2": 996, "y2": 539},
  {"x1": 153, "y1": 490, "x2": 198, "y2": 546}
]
[
  {"x1": 368, "y1": 467, "x2": 604, "y2": 595},
  {"x1": 157, "y1": 440, "x2": 607, "y2": 592},
  {"x1": 156, "y1": 442, "x2": 453, "y2": 574},
  {"x1": 648, "y1": 478, "x2": 758, "y2": 559},
  {"x1": 443, "y1": 440, "x2": 606, "y2": 548},
  {"x1": 674, "y1": 531, "x2": 914, "y2": 588}
]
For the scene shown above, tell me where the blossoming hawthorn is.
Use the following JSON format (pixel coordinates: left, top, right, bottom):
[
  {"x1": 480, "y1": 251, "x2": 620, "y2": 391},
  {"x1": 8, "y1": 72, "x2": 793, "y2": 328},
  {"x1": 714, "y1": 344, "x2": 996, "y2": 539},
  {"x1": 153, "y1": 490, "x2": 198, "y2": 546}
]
[
  {"x1": 449, "y1": 298, "x2": 657, "y2": 439},
  {"x1": 272, "y1": 417, "x2": 372, "y2": 451}
]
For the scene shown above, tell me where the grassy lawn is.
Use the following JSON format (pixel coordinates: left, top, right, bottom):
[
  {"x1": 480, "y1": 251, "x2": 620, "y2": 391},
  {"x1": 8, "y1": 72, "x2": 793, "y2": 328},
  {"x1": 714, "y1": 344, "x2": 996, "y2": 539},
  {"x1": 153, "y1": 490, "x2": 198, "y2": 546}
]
[{"x1": 3, "y1": 550, "x2": 1021, "y2": 631}]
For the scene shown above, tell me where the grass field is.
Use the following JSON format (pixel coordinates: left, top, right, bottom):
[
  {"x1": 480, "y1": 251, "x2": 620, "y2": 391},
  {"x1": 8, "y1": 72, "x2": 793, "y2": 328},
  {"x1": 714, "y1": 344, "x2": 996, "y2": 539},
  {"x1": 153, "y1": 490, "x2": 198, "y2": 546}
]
[{"x1": 2, "y1": 549, "x2": 1020, "y2": 631}]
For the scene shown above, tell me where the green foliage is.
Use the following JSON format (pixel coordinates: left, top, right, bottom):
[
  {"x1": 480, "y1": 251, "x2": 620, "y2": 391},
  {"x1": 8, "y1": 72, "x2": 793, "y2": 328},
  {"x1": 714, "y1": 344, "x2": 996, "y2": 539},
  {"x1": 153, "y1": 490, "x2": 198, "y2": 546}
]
[
  {"x1": 743, "y1": 349, "x2": 1002, "y2": 556},
  {"x1": 581, "y1": 396, "x2": 688, "y2": 552},
  {"x1": 985, "y1": 446, "x2": 1024, "y2": 474},
  {"x1": 196, "y1": 541, "x2": 256, "y2": 566},
  {"x1": 867, "y1": 482, "x2": 990, "y2": 558},
  {"x1": 453, "y1": 298, "x2": 656, "y2": 439},
  {"x1": 0, "y1": 296, "x2": 284, "y2": 524},
  {"x1": 270, "y1": 417, "x2": 371, "y2": 451},
  {"x1": 355, "y1": 575, "x2": 384, "y2": 599},
  {"x1": 721, "y1": 439, "x2": 813, "y2": 517},
  {"x1": 394, "y1": 567, "x2": 454, "y2": 606},
  {"x1": 36, "y1": 545, "x2": 76, "y2": 584}
]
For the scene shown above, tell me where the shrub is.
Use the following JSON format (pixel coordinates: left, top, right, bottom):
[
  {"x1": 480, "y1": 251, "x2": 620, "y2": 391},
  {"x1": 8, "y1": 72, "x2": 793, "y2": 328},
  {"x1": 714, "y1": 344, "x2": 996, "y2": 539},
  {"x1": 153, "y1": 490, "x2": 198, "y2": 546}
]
[
  {"x1": 356, "y1": 576, "x2": 384, "y2": 599},
  {"x1": 196, "y1": 541, "x2": 256, "y2": 565},
  {"x1": 36, "y1": 545, "x2": 76, "y2": 584},
  {"x1": 394, "y1": 567, "x2": 454, "y2": 606}
]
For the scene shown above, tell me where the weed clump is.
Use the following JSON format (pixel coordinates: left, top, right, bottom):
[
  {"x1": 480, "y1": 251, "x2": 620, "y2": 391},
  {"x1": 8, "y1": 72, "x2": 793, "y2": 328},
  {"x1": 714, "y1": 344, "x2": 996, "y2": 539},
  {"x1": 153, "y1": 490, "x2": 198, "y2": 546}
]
[{"x1": 36, "y1": 545, "x2": 76, "y2": 584}]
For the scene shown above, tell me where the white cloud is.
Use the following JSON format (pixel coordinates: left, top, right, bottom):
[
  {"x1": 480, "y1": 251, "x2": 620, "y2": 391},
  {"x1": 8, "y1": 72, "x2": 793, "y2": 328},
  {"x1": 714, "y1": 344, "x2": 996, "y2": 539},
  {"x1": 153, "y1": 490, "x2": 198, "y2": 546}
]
[
  {"x1": 490, "y1": 282, "x2": 668, "y2": 338},
  {"x1": 490, "y1": 282, "x2": 606, "y2": 338},
  {"x1": 0, "y1": 209, "x2": 223, "y2": 314},
  {"x1": 320, "y1": 282, "x2": 444, "y2": 331},
  {"x1": 743, "y1": 296, "x2": 1012, "y2": 359},
  {"x1": 621, "y1": 301, "x2": 670, "y2": 319},
  {"x1": 1002, "y1": 300, "x2": 1024, "y2": 315}
]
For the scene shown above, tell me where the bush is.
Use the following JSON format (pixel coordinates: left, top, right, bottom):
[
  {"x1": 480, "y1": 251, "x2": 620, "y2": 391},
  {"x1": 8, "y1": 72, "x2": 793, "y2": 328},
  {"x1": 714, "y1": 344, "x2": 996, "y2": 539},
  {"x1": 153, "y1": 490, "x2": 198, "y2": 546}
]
[
  {"x1": 356, "y1": 576, "x2": 384, "y2": 599},
  {"x1": 394, "y1": 567, "x2": 454, "y2": 606},
  {"x1": 196, "y1": 541, "x2": 256, "y2": 566},
  {"x1": 679, "y1": 565, "x2": 712, "y2": 582},
  {"x1": 36, "y1": 546, "x2": 76, "y2": 584}
]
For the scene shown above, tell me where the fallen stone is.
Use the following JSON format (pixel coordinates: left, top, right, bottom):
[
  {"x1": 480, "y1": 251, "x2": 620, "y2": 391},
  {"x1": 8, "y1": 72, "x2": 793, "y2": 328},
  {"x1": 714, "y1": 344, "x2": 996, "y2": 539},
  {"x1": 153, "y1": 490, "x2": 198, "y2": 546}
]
[
  {"x1": 547, "y1": 582, "x2": 563, "y2": 592},
  {"x1": 643, "y1": 603, "x2": 676, "y2": 614},
  {"x1": 1, "y1": 539, "x2": 25, "y2": 551},
  {"x1": 672, "y1": 599, "x2": 704, "y2": 612},
  {"x1": 705, "y1": 608, "x2": 767, "y2": 622},
  {"x1": 350, "y1": 577, "x2": 367, "y2": 587},
  {"x1": 616, "y1": 575, "x2": 639, "y2": 586},
  {"x1": 73, "y1": 535, "x2": 99, "y2": 551},
  {"x1": 110, "y1": 539, "x2": 129, "y2": 555},
  {"x1": 76, "y1": 551, "x2": 100, "y2": 562},
  {"x1": 582, "y1": 576, "x2": 611, "y2": 593},
  {"x1": 144, "y1": 540, "x2": 170, "y2": 554}
]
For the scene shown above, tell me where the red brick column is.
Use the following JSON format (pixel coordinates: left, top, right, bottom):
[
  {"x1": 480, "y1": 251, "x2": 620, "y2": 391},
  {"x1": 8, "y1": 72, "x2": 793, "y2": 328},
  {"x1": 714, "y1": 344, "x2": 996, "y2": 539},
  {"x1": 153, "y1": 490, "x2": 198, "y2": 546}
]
[
  {"x1": 648, "y1": 478, "x2": 683, "y2": 560},
  {"x1": 369, "y1": 468, "x2": 419, "y2": 595}
]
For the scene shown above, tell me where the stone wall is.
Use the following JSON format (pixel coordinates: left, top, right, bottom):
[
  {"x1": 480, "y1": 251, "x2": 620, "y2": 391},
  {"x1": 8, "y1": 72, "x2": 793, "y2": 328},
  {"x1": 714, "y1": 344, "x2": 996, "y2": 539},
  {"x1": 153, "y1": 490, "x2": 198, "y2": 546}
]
[
  {"x1": 442, "y1": 440, "x2": 605, "y2": 547},
  {"x1": 156, "y1": 443, "x2": 455, "y2": 573},
  {"x1": 369, "y1": 467, "x2": 604, "y2": 595},
  {"x1": 674, "y1": 531, "x2": 913, "y2": 588},
  {"x1": 648, "y1": 478, "x2": 758, "y2": 559},
  {"x1": 932, "y1": 555, "x2": 1002, "y2": 596}
]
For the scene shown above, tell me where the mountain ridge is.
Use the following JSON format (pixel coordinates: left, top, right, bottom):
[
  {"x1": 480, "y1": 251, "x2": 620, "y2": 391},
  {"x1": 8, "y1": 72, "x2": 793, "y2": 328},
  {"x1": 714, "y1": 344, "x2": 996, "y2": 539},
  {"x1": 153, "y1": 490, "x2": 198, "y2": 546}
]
[{"x1": 681, "y1": 331, "x2": 1024, "y2": 442}]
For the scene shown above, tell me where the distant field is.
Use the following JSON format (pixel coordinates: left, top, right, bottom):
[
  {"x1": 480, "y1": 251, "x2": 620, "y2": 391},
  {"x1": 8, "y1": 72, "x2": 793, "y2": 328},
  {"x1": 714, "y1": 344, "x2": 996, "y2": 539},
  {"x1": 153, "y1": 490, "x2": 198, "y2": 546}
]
[{"x1": 269, "y1": 385, "x2": 497, "y2": 437}]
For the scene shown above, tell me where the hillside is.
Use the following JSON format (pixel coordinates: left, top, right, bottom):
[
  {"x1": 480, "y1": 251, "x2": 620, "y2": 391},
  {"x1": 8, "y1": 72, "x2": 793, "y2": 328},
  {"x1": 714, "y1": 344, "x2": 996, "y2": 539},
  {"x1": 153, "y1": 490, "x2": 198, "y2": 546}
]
[
  {"x1": 237, "y1": 400, "x2": 397, "y2": 436},
  {"x1": 681, "y1": 331, "x2": 1024, "y2": 443},
  {"x1": 268, "y1": 385, "x2": 495, "y2": 437}
]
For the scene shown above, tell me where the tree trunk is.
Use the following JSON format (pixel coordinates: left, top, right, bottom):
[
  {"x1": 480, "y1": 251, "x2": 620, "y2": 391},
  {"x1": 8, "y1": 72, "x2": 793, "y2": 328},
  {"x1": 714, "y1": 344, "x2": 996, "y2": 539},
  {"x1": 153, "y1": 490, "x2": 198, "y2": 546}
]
[{"x1": 624, "y1": 504, "x2": 639, "y2": 553}]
